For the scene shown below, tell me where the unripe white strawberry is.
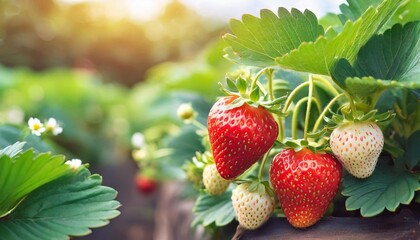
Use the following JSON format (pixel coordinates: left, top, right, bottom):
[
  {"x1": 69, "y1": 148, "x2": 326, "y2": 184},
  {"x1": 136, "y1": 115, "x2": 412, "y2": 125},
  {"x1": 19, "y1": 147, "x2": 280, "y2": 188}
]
[
  {"x1": 203, "y1": 164, "x2": 230, "y2": 195},
  {"x1": 231, "y1": 183, "x2": 275, "y2": 230},
  {"x1": 330, "y1": 121, "x2": 384, "y2": 178}
]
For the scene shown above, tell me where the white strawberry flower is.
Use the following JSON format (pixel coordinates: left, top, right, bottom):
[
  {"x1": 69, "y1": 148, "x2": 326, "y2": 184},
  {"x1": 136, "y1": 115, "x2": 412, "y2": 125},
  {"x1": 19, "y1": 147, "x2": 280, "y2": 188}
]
[
  {"x1": 28, "y1": 117, "x2": 46, "y2": 136},
  {"x1": 45, "y1": 118, "x2": 63, "y2": 136},
  {"x1": 131, "y1": 132, "x2": 145, "y2": 149},
  {"x1": 65, "y1": 158, "x2": 82, "y2": 170}
]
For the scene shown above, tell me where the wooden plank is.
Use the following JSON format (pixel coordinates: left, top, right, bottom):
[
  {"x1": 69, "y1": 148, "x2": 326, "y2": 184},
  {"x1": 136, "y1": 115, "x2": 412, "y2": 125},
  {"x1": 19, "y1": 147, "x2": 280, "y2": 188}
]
[{"x1": 242, "y1": 210, "x2": 420, "y2": 240}]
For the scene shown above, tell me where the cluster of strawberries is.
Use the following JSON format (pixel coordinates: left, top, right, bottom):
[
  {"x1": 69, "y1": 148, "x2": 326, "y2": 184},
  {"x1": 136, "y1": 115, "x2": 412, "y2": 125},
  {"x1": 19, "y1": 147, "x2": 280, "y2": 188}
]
[{"x1": 204, "y1": 95, "x2": 384, "y2": 230}]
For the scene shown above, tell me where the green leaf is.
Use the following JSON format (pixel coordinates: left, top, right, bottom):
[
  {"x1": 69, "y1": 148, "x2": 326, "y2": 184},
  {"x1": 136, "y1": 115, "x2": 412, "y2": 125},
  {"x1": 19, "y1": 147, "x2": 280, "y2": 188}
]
[
  {"x1": 0, "y1": 168, "x2": 120, "y2": 239},
  {"x1": 338, "y1": 0, "x2": 383, "y2": 23},
  {"x1": 0, "y1": 125, "x2": 52, "y2": 153},
  {"x1": 249, "y1": 85, "x2": 260, "y2": 102},
  {"x1": 276, "y1": 0, "x2": 404, "y2": 75},
  {"x1": 337, "y1": 0, "x2": 419, "y2": 29},
  {"x1": 223, "y1": 8, "x2": 324, "y2": 67},
  {"x1": 355, "y1": 21, "x2": 418, "y2": 82},
  {"x1": 344, "y1": 77, "x2": 420, "y2": 97},
  {"x1": 236, "y1": 78, "x2": 248, "y2": 94},
  {"x1": 390, "y1": 0, "x2": 420, "y2": 26},
  {"x1": 226, "y1": 78, "x2": 238, "y2": 92},
  {"x1": 342, "y1": 162, "x2": 420, "y2": 217},
  {"x1": 192, "y1": 191, "x2": 235, "y2": 227},
  {"x1": 332, "y1": 21, "x2": 420, "y2": 96},
  {"x1": 319, "y1": 13, "x2": 343, "y2": 33},
  {"x1": 161, "y1": 125, "x2": 205, "y2": 180},
  {"x1": 404, "y1": 130, "x2": 420, "y2": 169},
  {"x1": 0, "y1": 150, "x2": 71, "y2": 217},
  {"x1": 0, "y1": 141, "x2": 25, "y2": 158}
]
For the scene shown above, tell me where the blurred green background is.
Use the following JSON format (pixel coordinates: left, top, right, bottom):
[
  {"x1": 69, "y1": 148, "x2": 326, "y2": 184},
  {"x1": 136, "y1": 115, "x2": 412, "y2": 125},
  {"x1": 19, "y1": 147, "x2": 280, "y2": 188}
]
[{"x1": 0, "y1": 0, "x2": 233, "y2": 167}]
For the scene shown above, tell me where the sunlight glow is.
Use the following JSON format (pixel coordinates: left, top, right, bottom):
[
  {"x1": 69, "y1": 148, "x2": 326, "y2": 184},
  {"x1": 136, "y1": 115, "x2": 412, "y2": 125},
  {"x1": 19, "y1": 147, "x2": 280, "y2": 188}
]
[{"x1": 59, "y1": 0, "x2": 343, "y2": 22}]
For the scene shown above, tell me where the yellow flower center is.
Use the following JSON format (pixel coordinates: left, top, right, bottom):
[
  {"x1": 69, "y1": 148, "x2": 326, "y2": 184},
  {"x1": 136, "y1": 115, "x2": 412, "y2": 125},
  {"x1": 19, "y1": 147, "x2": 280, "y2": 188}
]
[{"x1": 33, "y1": 123, "x2": 41, "y2": 130}]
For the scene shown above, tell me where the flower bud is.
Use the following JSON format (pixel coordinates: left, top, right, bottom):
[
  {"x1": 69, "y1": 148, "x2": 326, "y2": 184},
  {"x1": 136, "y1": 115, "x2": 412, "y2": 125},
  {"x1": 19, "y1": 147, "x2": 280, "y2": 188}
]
[{"x1": 177, "y1": 103, "x2": 195, "y2": 121}]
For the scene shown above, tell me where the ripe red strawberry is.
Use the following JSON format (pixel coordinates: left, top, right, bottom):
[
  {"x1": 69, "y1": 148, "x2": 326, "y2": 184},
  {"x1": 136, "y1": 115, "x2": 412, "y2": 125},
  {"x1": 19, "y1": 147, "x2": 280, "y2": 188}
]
[
  {"x1": 203, "y1": 163, "x2": 231, "y2": 195},
  {"x1": 270, "y1": 148, "x2": 342, "y2": 228},
  {"x1": 208, "y1": 96, "x2": 278, "y2": 179},
  {"x1": 329, "y1": 121, "x2": 384, "y2": 178},
  {"x1": 135, "y1": 175, "x2": 157, "y2": 195},
  {"x1": 231, "y1": 183, "x2": 275, "y2": 230}
]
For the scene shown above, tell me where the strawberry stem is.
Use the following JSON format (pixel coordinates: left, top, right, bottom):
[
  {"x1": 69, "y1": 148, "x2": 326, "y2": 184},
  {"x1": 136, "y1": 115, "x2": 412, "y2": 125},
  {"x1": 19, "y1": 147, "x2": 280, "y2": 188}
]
[
  {"x1": 369, "y1": 88, "x2": 387, "y2": 110},
  {"x1": 312, "y1": 75, "x2": 340, "y2": 97},
  {"x1": 278, "y1": 117, "x2": 285, "y2": 142},
  {"x1": 292, "y1": 97, "x2": 308, "y2": 139},
  {"x1": 191, "y1": 119, "x2": 208, "y2": 131},
  {"x1": 283, "y1": 76, "x2": 339, "y2": 115},
  {"x1": 345, "y1": 92, "x2": 357, "y2": 118},
  {"x1": 283, "y1": 81, "x2": 310, "y2": 114},
  {"x1": 265, "y1": 68, "x2": 284, "y2": 142},
  {"x1": 265, "y1": 68, "x2": 275, "y2": 101},
  {"x1": 312, "y1": 93, "x2": 346, "y2": 132},
  {"x1": 303, "y1": 76, "x2": 315, "y2": 141},
  {"x1": 250, "y1": 68, "x2": 268, "y2": 91},
  {"x1": 153, "y1": 148, "x2": 174, "y2": 159},
  {"x1": 258, "y1": 148, "x2": 271, "y2": 182}
]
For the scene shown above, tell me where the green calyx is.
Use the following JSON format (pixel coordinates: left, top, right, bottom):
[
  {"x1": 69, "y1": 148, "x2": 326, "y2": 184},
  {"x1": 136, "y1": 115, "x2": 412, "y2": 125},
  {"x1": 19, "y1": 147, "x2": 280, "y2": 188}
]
[
  {"x1": 182, "y1": 151, "x2": 214, "y2": 189},
  {"x1": 324, "y1": 106, "x2": 396, "y2": 128},
  {"x1": 236, "y1": 180, "x2": 275, "y2": 198},
  {"x1": 192, "y1": 151, "x2": 214, "y2": 165},
  {"x1": 276, "y1": 138, "x2": 329, "y2": 154},
  {"x1": 220, "y1": 68, "x2": 287, "y2": 113}
]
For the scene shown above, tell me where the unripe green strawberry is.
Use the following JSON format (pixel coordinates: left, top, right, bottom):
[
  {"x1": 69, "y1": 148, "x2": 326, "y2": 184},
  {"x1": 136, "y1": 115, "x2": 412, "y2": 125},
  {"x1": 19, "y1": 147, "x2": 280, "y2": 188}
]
[
  {"x1": 203, "y1": 164, "x2": 231, "y2": 195},
  {"x1": 231, "y1": 183, "x2": 275, "y2": 230},
  {"x1": 184, "y1": 162, "x2": 203, "y2": 188},
  {"x1": 330, "y1": 121, "x2": 384, "y2": 178}
]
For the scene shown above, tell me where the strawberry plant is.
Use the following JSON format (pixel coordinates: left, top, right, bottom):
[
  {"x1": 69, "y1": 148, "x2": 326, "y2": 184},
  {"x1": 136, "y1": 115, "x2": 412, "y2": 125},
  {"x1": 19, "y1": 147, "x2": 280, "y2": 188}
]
[
  {"x1": 153, "y1": 0, "x2": 419, "y2": 238},
  {"x1": 0, "y1": 122, "x2": 120, "y2": 239}
]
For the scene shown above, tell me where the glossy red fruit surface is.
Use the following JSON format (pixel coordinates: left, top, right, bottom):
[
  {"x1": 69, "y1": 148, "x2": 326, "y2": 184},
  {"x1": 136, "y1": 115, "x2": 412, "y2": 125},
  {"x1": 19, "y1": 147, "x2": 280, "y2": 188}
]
[
  {"x1": 270, "y1": 148, "x2": 342, "y2": 228},
  {"x1": 208, "y1": 96, "x2": 278, "y2": 179}
]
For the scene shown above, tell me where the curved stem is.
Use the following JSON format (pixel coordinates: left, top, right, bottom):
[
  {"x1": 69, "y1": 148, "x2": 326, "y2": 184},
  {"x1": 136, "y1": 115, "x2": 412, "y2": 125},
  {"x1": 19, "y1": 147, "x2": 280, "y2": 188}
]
[
  {"x1": 283, "y1": 81, "x2": 310, "y2": 114},
  {"x1": 264, "y1": 68, "x2": 284, "y2": 142},
  {"x1": 191, "y1": 119, "x2": 207, "y2": 131},
  {"x1": 369, "y1": 88, "x2": 386, "y2": 110},
  {"x1": 303, "y1": 76, "x2": 315, "y2": 141},
  {"x1": 278, "y1": 117, "x2": 284, "y2": 142},
  {"x1": 311, "y1": 97, "x2": 322, "y2": 116},
  {"x1": 153, "y1": 148, "x2": 174, "y2": 159},
  {"x1": 292, "y1": 97, "x2": 309, "y2": 139},
  {"x1": 258, "y1": 149, "x2": 271, "y2": 182},
  {"x1": 312, "y1": 93, "x2": 346, "y2": 132},
  {"x1": 256, "y1": 81, "x2": 268, "y2": 96},
  {"x1": 344, "y1": 92, "x2": 357, "y2": 118},
  {"x1": 265, "y1": 68, "x2": 275, "y2": 101},
  {"x1": 250, "y1": 68, "x2": 267, "y2": 91},
  {"x1": 312, "y1": 75, "x2": 340, "y2": 97}
]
